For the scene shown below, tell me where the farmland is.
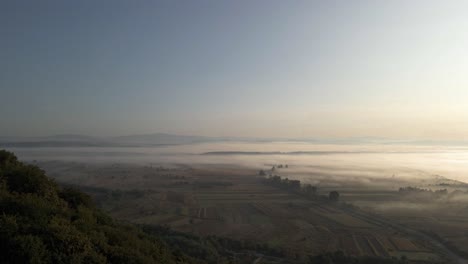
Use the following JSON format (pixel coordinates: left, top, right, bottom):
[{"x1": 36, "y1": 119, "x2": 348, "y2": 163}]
[{"x1": 34, "y1": 159, "x2": 461, "y2": 263}]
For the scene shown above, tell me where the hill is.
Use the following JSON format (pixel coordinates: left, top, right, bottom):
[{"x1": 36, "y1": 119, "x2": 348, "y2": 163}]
[
  {"x1": 114, "y1": 133, "x2": 212, "y2": 146},
  {"x1": 0, "y1": 150, "x2": 190, "y2": 263}
]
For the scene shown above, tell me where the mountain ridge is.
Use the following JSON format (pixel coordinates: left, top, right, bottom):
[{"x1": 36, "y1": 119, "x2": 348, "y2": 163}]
[{"x1": 2, "y1": 134, "x2": 468, "y2": 148}]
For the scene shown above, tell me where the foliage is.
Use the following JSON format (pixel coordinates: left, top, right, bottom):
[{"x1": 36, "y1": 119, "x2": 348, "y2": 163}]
[
  {"x1": 398, "y1": 186, "x2": 448, "y2": 201},
  {"x1": 141, "y1": 225, "x2": 285, "y2": 264},
  {"x1": 264, "y1": 175, "x2": 302, "y2": 191},
  {"x1": 263, "y1": 175, "x2": 321, "y2": 200},
  {"x1": 328, "y1": 191, "x2": 340, "y2": 202}
]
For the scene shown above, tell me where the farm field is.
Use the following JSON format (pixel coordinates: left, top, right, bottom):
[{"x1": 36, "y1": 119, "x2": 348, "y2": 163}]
[{"x1": 35, "y1": 160, "x2": 454, "y2": 263}]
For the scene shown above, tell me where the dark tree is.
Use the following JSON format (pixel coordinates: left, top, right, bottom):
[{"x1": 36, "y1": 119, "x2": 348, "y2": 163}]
[
  {"x1": 304, "y1": 184, "x2": 317, "y2": 196},
  {"x1": 329, "y1": 191, "x2": 340, "y2": 201},
  {"x1": 289, "y1": 180, "x2": 301, "y2": 190}
]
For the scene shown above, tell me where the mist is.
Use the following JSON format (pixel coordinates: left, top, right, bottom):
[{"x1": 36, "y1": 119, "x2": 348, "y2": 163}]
[{"x1": 9, "y1": 141, "x2": 468, "y2": 185}]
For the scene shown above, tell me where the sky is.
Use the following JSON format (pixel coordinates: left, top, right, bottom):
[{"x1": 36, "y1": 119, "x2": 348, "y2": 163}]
[{"x1": 1, "y1": 0, "x2": 468, "y2": 140}]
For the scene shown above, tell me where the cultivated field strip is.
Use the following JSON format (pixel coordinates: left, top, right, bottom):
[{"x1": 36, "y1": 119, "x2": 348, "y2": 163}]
[
  {"x1": 390, "y1": 237, "x2": 421, "y2": 252},
  {"x1": 368, "y1": 236, "x2": 390, "y2": 257}
]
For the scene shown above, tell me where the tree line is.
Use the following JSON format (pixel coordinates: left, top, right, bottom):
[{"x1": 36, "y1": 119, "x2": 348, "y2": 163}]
[{"x1": 260, "y1": 172, "x2": 340, "y2": 202}]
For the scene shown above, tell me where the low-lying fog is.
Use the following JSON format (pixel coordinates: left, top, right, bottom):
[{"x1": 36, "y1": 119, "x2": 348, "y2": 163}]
[{"x1": 8, "y1": 141, "x2": 468, "y2": 187}]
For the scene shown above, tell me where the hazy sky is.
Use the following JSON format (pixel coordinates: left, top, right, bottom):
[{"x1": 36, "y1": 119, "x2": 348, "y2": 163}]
[{"x1": 1, "y1": 1, "x2": 468, "y2": 139}]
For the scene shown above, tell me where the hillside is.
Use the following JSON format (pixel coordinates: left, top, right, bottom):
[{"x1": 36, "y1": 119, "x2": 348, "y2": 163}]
[{"x1": 0, "y1": 150, "x2": 192, "y2": 263}]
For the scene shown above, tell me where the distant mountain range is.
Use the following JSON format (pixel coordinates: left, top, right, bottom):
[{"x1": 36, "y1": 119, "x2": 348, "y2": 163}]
[
  {"x1": 114, "y1": 133, "x2": 212, "y2": 145},
  {"x1": 0, "y1": 133, "x2": 467, "y2": 148},
  {"x1": 0, "y1": 133, "x2": 233, "y2": 147},
  {"x1": 0, "y1": 133, "x2": 308, "y2": 148}
]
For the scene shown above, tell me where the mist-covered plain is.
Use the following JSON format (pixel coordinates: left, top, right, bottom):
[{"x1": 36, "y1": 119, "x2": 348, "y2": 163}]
[{"x1": 10, "y1": 141, "x2": 468, "y2": 184}]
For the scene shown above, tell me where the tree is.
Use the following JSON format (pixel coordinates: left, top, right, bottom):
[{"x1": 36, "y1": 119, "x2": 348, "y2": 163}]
[
  {"x1": 303, "y1": 184, "x2": 317, "y2": 197},
  {"x1": 59, "y1": 187, "x2": 93, "y2": 209},
  {"x1": 329, "y1": 191, "x2": 340, "y2": 202},
  {"x1": 289, "y1": 180, "x2": 301, "y2": 190}
]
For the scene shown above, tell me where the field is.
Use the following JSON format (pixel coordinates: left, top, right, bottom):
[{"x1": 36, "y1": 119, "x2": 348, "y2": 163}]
[{"x1": 35, "y1": 160, "x2": 454, "y2": 263}]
